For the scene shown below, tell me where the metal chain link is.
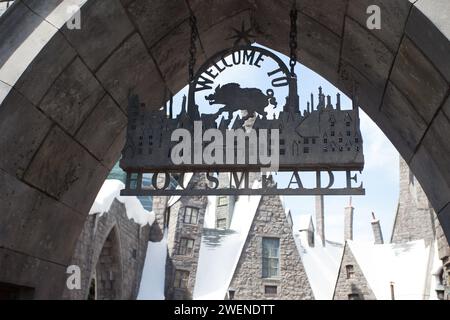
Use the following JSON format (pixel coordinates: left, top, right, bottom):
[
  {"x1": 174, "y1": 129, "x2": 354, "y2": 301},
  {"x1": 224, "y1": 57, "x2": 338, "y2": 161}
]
[
  {"x1": 189, "y1": 14, "x2": 198, "y2": 83},
  {"x1": 289, "y1": 4, "x2": 298, "y2": 75}
]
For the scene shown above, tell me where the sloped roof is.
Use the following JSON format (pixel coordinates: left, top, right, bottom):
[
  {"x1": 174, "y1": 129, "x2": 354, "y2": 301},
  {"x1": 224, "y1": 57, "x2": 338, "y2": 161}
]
[
  {"x1": 347, "y1": 240, "x2": 431, "y2": 300},
  {"x1": 193, "y1": 191, "x2": 262, "y2": 300},
  {"x1": 294, "y1": 233, "x2": 343, "y2": 300},
  {"x1": 137, "y1": 231, "x2": 168, "y2": 300}
]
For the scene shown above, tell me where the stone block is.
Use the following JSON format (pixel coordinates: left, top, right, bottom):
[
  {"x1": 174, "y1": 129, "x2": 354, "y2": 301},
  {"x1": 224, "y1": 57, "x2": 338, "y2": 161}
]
[
  {"x1": 0, "y1": 90, "x2": 52, "y2": 178},
  {"x1": 444, "y1": 95, "x2": 450, "y2": 120},
  {"x1": 298, "y1": 0, "x2": 347, "y2": 37},
  {"x1": 438, "y1": 204, "x2": 450, "y2": 247},
  {"x1": 23, "y1": 126, "x2": 109, "y2": 215},
  {"x1": 297, "y1": 12, "x2": 341, "y2": 84},
  {"x1": 252, "y1": 3, "x2": 341, "y2": 86},
  {"x1": 62, "y1": 0, "x2": 135, "y2": 70},
  {"x1": 379, "y1": 81, "x2": 428, "y2": 161},
  {"x1": 13, "y1": 32, "x2": 77, "y2": 105},
  {"x1": 96, "y1": 33, "x2": 167, "y2": 110},
  {"x1": 419, "y1": 110, "x2": 450, "y2": 194},
  {"x1": 101, "y1": 128, "x2": 126, "y2": 170},
  {"x1": 39, "y1": 58, "x2": 104, "y2": 135},
  {"x1": 127, "y1": 0, "x2": 190, "y2": 48},
  {"x1": 410, "y1": 143, "x2": 450, "y2": 214},
  {"x1": 341, "y1": 17, "x2": 394, "y2": 89},
  {"x1": 76, "y1": 94, "x2": 127, "y2": 160},
  {"x1": 391, "y1": 37, "x2": 448, "y2": 124},
  {"x1": 0, "y1": 247, "x2": 66, "y2": 299},
  {"x1": 150, "y1": 20, "x2": 207, "y2": 94},
  {"x1": 191, "y1": 0, "x2": 255, "y2": 33},
  {"x1": 120, "y1": 0, "x2": 135, "y2": 8},
  {"x1": 406, "y1": 4, "x2": 450, "y2": 83},
  {"x1": 0, "y1": 170, "x2": 85, "y2": 265},
  {"x1": 337, "y1": 61, "x2": 384, "y2": 115},
  {"x1": 200, "y1": 10, "x2": 253, "y2": 57},
  {"x1": 347, "y1": 0, "x2": 412, "y2": 52}
]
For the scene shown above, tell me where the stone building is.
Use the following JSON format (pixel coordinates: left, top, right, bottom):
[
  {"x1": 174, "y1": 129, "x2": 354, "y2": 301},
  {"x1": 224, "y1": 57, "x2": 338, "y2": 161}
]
[
  {"x1": 333, "y1": 157, "x2": 449, "y2": 300},
  {"x1": 141, "y1": 173, "x2": 314, "y2": 300},
  {"x1": 226, "y1": 194, "x2": 313, "y2": 300},
  {"x1": 163, "y1": 174, "x2": 208, "y2": 300},
  {"x1": 391, "y1": 158, "x2": 436, "y2": 244},
  {"x1": 63, "y1": 180, "x2": 154, "y2": 300}
]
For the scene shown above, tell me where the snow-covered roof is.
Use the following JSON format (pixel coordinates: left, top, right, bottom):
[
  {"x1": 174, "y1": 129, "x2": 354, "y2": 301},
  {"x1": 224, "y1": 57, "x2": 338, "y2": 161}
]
[
  {"x1": 294, "y1": 233, "x2": 343, "y2": 300},
  {"x1": 137, "y1": 231, "x2": 168, "y2": 300},
  {"x1": 90, "y1": 179, "x2": 155, "y2": 226},
  {"x1": 298, "y1": 215, "x2": 314, "y2": 231},
  {"x1": 347, "y1": 239, "x2": 434, "y2": 300},
  {"x1": 193, "y1": 186, "x2": 262, "y2": 299}
]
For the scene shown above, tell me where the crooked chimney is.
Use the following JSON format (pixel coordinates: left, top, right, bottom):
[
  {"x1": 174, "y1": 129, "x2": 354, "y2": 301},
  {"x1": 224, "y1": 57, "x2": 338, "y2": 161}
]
[
  {"x1": 371, "y1": 212, "x2": 384, "y2": 244},
  {"x1": 315, "y1": 195, "x2": 325, "y2": 246},
  {"x1": 344, "y1": 197, "x2": 354, "y2": 241}
]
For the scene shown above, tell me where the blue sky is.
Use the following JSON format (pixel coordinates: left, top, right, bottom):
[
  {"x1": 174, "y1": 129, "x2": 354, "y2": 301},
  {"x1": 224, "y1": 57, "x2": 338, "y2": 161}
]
[{"x1": 170, "y1": 44, "x2": 400, "y2": 244}]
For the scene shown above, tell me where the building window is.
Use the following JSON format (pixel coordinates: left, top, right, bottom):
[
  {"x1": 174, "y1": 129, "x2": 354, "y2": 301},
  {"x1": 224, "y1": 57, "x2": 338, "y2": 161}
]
[
  {"x1": 262, "y1": 238, "x2": 280, "y2": 278},
  {"x1": 303, "y1": 147, "x2": 309, "y2": 154},
  {"x1": 304, "y1": 137, "x2": 309, "y2": 144},
  {"x1": 346, "y1": 265, "x2": 355, "y2": 279},
  {"x1": 178, "y1": 238, "x2": 195, "y2": 256},
  {"x1": 183, "y1": 207, "x2": 199, "y2": 224},
  {"x1": 264, "y1": 285, "x2": 278, "y2": 295},
  {"x1": 217, "y1": 196, "x2": 228, "y2": 207},
  {"x1": 331, "y1": 131, "x2": 335, "y2": 137},
  {"x1": 174, "y1": 270, "x2": 190, "y2": 289},
  {"x1": 216, "y1": 218, "x2": 227, "y2": 230},
  {"x1": 323, "y1": 138, "x2": 328, "y2": 144},
  {"x1": 348, "y1": 293, "x2": 361, "y2": 300}
]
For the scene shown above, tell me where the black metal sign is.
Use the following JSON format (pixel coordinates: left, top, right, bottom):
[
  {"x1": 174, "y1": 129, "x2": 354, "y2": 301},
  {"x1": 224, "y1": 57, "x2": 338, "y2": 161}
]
[{"x1": 119, "y1": 21, "x2": 365, "y2": 196}]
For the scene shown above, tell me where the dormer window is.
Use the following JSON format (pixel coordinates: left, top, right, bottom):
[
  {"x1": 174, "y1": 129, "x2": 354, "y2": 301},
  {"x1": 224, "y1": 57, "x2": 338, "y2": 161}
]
[{"x1": 346, "y1": 265, "x2": 355, "y2": 279}]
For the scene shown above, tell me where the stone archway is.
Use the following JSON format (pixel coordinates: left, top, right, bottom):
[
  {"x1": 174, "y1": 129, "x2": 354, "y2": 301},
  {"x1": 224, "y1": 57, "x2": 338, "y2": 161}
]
[
  {"x1": 0, "y1": 0, "x2": 448, "y2": 298},
  {"x1": 95, "y1": 226, "x2": 123, "y2": 300}
]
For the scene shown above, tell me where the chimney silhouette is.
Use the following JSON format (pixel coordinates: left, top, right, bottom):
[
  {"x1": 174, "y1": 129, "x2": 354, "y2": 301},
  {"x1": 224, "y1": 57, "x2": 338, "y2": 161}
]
[
  {"x1": 315, "y1": 195, "x2": 325, "y2": 246},
  {"x1": 371, "y1": 212, "x2": 384, "y2": 244},
  {"x1": 344, "y1": 197, "x2": 354, "y2": 241}
]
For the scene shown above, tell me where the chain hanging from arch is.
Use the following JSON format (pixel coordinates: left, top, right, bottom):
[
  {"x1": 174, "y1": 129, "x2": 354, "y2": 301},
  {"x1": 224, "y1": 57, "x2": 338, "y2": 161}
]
[
  {"x1": 188, "y1": 13, "x2": 198, "y2": 83},
  {"x1": 289, "y1": 2, "x2": 298, "y2": 76}
]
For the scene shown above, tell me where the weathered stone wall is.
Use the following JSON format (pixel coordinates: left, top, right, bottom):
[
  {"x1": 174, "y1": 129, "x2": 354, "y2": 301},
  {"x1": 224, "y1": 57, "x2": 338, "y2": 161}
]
[
  {"x1": 333, "y1": 245, "x2": 376, "y2": 300},
  {"x1": 391, "y1": 157, "x2": 436, "y2": 244},
  {"x1": 228, "y1": 195, "x2": 314, "y2": 300},
  {"x1": 164, "y1": 174, "x2": 208, "y2": 300},
  {"x1": 435, "y1": 214, "x2": 450, "y2": 300},
  {"x1": 62, "y1": 199, "x2": 150, "y2": 300}
]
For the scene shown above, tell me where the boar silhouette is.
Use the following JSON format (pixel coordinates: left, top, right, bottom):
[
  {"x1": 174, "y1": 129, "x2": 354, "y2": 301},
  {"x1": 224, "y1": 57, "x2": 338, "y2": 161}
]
[{"x1": 205, "y1": 83, "x2": 277, "y2": 120}]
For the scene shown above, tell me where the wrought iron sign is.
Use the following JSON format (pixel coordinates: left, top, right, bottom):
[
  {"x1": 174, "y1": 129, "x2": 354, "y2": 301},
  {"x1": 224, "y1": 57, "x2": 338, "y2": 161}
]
[{"x1": 120, "y1": 12, "x2": 365, "y2": 197}]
